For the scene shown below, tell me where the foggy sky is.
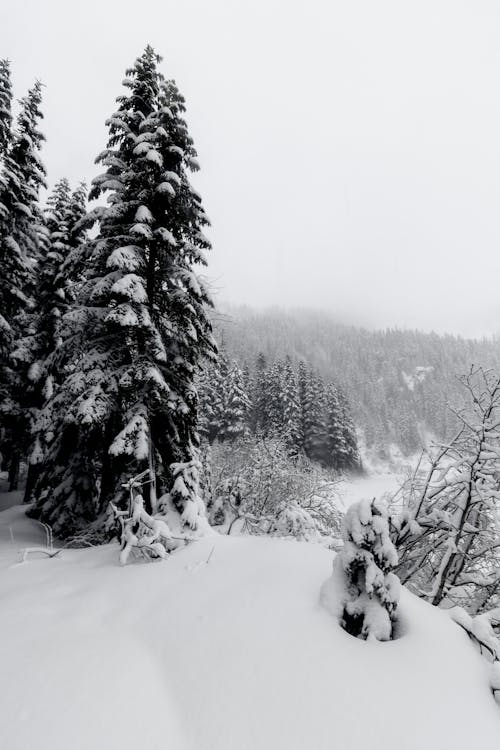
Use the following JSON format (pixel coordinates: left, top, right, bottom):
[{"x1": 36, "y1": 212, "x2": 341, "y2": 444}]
[{"x1": 2, "y1": 0, "x2": 500, "y2": 338}]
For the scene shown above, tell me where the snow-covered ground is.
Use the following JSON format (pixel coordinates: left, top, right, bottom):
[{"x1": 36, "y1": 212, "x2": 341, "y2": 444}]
[
  {"x1": 337, "y1": 471, "x2": 403, "y2": 510},
  {"x1": 1, "y1": 485, "x2": 499, "y2": 750}
]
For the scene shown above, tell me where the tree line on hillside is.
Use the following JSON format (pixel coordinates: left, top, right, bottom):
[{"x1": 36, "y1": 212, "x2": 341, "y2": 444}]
[
  {"x1": 0, "y1": 48, "x2": 216, "y2": 540},
  {"x1": 215, "y1": 306, "x2": 500, "y2": 458},
  {"x1": 198, "y1": 351, "x2": 360, "y2": 471}
]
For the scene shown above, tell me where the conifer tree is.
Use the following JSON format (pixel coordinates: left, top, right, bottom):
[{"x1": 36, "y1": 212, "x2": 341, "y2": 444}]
[
  {"x1": 198, "y1": 353, "x2": 250, "y2": 443},
  {"x1": 0, "y1": 59, "x2": 12, "y2": 162},
  {"x1": 281, "y1": 356, "x2": 302, "y2": 454},
  {"x1": 337, "y1": 388, "x2": 360, "y2": 470},
  {"x1": 0, "y1": 81, "x2": 46, "y2": 487},
  {"x1": 197, "y1": 360, "x2": 224, "y2": 443},
  {"x1": 249, "y1": 352, "x2": 268, "y2": 433},
  {"x1": 336, "y1": 498, "x2": 400, "y2": 641},
  {"x1": 14, "y1": 178, "x2": 88, "y2": 502},
  {"x1": 301, "y1": 367, "x2": 328, "y2": 464},
  {"x1": 219, "y1": 360, "x2": 250, "y2": 440},
  {"x1": 297, "y1": 359, "x2": 308, "y2": 445},
  {"x1": 30, "y1": 47, "x2": 216, "y2": 537},
  {"x1": 325, "y1": 381, "x2": 346, "y2": 468},
  {"x1": 0, "y1": 81, "x2": 46, "y2": 349},
  {"x1": 266, "y1": 359, "x2": 284, "y2": 435}
]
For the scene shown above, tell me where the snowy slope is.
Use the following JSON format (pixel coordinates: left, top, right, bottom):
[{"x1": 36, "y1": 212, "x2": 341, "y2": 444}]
[{"x1": 1, "y1": 497, "x2": 499, "y2": 750}]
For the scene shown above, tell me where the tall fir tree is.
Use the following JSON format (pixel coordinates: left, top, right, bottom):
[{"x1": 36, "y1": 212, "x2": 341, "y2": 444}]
[
  {"x1": 337, "y1": 387, "x2": 360, "y2": 470},
  {"x1": 301, "y1": 367, "x2": 328, "y2": 464},
  {"x1": 197, "y1": 359, "x2": 224, "y2": 443},
  {"x1": 281, "y1": 356, "x2": 302, "y2": 454},
  {"x1": 0, "y1": 81, "x2": 46, "y2": 487},
  {"x1": 219, "y1": 360, "x2": 250, "y2": 440},
  {"x1": 198, "y1": 352, "x2": 251, "y2": 443},
  {"x1": 247, "y1": 352, "x2": 267, "y2": 433},
  {"x1": 30, "y1": 47, "x2": 216, "y2": 537},
  {"x1": 325, "y1": 381, "x2": 346, "y2": 468},
  {"x1": 0, "y1": 59, "x2": 12, "y2": 163},
  {"x1": 266, "y1": 359, "x2": 284, "y2": 435},
  {"x1": 13, "y1": 178, "x2": 88, "y2": 502}
]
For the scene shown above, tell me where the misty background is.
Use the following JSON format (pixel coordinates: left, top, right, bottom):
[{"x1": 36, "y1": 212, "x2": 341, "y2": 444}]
[{"x1": 2, "y1": 0, "x2": 500, "y2": 337}]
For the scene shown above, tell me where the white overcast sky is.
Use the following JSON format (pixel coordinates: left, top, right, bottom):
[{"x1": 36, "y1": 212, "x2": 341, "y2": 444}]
[{"x1": 2, "y1": 0, "x2": 500, "y2": 337}]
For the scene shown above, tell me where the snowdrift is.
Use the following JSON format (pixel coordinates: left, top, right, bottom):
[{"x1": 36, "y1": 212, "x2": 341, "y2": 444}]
[{"x1": 1, "y1": 501, "x2": 499, "y2": 750}]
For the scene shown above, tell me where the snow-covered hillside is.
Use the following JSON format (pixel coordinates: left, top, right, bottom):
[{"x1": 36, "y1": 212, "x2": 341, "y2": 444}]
[{"x1": 1, "y1": 490, "x2": 499, "y2": 750}]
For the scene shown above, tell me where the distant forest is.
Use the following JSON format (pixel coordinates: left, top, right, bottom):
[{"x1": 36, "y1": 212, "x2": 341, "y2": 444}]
[{"x1": 214, "y1": 306, "x2": 500, "y2": 457}]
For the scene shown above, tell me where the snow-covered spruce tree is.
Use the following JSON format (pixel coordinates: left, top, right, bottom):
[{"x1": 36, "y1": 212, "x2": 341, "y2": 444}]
[
  {"x1": 0, "y1": 59, "x2": 12, "y2": 162},
  {"x1": 336, "y1": 387, "x2": 360, "y2": 470},
  {"x1": 393, "y1": 366, "x2": 500, "y2": 612},
  {"x1": 197, "y1": 359, "x2": 223, "y2": 443},
  {"x1": 14, "y1": 178, "x2": 88, "y2": 502},
  {"x1": 219, "y1": 360, "x2": 250, "y2": 441},
  {"x1": 301, "y1": 367, "x2": 328, "y2": 464},
  {"x1": 325, "y1": 381, "x2": 347, "y2": 469},
  {"x1": 30, "y1": 47, "x2": 216, "y2": 538},
  {"x1": 247, "y1": 352, "x2": 268, "y2": 433},
  {"x1": 266, "y1": 359, "x2": 284, "y2": 435},
  {"x1": 198, "y1": 352, "x2": 251, "y2": 443},
  {"x1": 281, "y1": 356, "x2": 302, "y2": 455},
  {"x1": 322, "y1": 498, "x2": 400, "y2": 641},
  {"x1": 0, "y1": 81, "x2": 46, "y2": 487}
]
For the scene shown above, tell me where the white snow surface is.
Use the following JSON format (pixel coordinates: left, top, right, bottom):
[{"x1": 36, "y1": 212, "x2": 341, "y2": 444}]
[
  {"x1": 1, "y1": 489, "x2": 499, "y2": 749},
  {"x1": 337, "y1": 471, "x2": 403, "y2": 510}
]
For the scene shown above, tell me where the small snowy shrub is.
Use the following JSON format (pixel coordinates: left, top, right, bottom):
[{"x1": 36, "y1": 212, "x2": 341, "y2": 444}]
[
  {"x1": 448, "y1": 606, "x2": 500, "y2": 706},
  {"x1": 329, "y1": 498, "x2": 400, "y2": 641},
  {"x1": 111, "y1": 492, "x2": 175, "y2": 565},
  {"x1": 448, "y1": 606, "x2": 500, "y2": 661}
]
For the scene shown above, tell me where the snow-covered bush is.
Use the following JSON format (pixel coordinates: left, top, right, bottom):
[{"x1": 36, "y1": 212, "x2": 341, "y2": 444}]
[
  {"x1": 448, "y1": 606, "x2": 500, "y2": 661},
  {"x1": 392, "y1": 367, "x2": 500, "y2": 613},
  {"x1": 448, "y1": 606, "x2": 500, "y2": 705},
  {"x1": 111, "y1": 490, "x2": 177, "y2": 565},
  {"x1": 323, "y1": 498, "x2": 400, "y2": 641},
  {"x1": 206, "y1": 435, "x2": 342, "y2": 541}
]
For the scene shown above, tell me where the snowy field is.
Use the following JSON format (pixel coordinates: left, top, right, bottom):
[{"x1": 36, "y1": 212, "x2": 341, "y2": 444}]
[
  {"x1": 1, "y1": 478, "x2": 500, "y2": 750},
  {"x1": 336, "y1": 471, "x2": 403, "y2": 511}
]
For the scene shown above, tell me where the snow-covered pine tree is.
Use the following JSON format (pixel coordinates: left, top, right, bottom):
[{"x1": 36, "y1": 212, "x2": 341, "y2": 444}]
[
  {"x1": 324, "y1": 381, "x2": 346, "y2": 469},
  {"x1": 198, "y1": 352, "x2": 250, "y2": 442},
  {"x1": 337, "y1": 387, "x2": 360, "y2": 470},
  {"x1": 14, "y1": 178, "x2": 88, "y2": 502},
  {"x1": 262, "y1": 359, "x2": 283, "y2": 435},
  {"x1": 297, "y1": 358, "x2": 308, "y2": 443},
  {"x1": 30, "y1": 47, "x2": 216, "y2": 537},
  {"x1": 0, "y1": 59, "x2": 12, "y2": 162},
  {"x1": 249, "y1": 352, "x2": 268, "y2": 433},
  {"x1": 197, "y1": 359, "x2": 223, "y2": 443},
  {"x1": 281, "y1": 356, "x2": 302, "y2": 455},
  {"x1": 322, "y1": 498, "x2": 400, "y2": 641},
  {"x1": 219, "y1": 360, "x2": 251, "y2": 441},
  {"x1": 301, "y1": 367, "x2": 328, "y2": 464},
  {"x1": 0, "y1": 81, "x2": 46, "y2": 488}
]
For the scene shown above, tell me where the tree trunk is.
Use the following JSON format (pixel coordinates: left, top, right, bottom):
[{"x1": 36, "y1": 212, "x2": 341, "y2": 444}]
[
  {"x1": 23, "y1": 463, "x2": 41, "y2": 503},
  {"x1": 8, "y1": 450, "x2": 20, "y2": 491}
]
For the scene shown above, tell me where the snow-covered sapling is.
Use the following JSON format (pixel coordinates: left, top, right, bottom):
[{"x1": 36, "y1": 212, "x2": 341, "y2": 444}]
[
  {"x1": 111, "y1": 491, "x2": 175, "y2": 566},
  {"x1": 333, "y1": 498, "x2": 400, "y2": 641},
  {"x1": 168, "y1": 458, "x2": 209, "y2": 531}
]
